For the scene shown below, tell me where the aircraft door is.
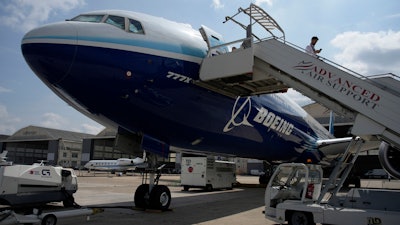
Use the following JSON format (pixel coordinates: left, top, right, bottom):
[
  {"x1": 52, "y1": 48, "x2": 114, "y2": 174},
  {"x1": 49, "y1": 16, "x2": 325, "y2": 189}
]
[{"x1": 199, "y1": 25, "x2": 229, "y2": 55}]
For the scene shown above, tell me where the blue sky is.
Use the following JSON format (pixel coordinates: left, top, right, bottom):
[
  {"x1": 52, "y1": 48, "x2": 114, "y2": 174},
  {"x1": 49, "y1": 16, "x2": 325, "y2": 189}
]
[{"x1": 0, "y1": 0, "x2": 399, "y2": 135}]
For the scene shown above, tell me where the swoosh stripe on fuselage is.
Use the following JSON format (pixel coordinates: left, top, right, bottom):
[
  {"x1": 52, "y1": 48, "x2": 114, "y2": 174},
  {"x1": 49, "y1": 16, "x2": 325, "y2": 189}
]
[{"x1": 22, "y1": 35, "x2": 205, "y2": 64}]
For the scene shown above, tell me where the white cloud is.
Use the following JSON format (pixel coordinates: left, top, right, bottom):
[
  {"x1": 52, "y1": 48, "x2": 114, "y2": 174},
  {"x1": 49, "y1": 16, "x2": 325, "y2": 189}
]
[
  {"x1": 386, "y1": 13, "x2": 400, "y2": 19},
  {"x1": 40, "y1": 112, "x2": 104, "y2": 134},
  {"x1": 331, "y1": 30, "x2": 400, "y2": 76},
  {"x1": 0, "y1": 104, "x2": 21, "y2": 134},
  {"x1": 40, "y1": 112, "x2": 68, "y2": 129},
  {"x1": 211, "y1": 0, "x2": 224, "y2": 9},
  {"x1": 254, "y1": 0, "x2": 274, "y2": 7},
  {"x1": 286, "y1": 89, "x2": 313, "y2": 106},
  {"x1": 0, "y1": 86, "x2": 12, "y2": 93},
  {"x1": 81, "y1": 123, "x2": 104, "y2": 135},
  {"x1": 0, "y1": 0, "x2": 85, "y2": 32},
  {"x1": 210, "y1": 0, "x2": 273, "y2": 10}
]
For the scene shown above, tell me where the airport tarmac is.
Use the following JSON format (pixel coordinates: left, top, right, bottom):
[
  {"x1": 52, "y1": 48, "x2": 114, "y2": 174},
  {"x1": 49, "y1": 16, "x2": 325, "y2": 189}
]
[{"x1": 55, "y1": 172, "x2": 399, "y2": 225}]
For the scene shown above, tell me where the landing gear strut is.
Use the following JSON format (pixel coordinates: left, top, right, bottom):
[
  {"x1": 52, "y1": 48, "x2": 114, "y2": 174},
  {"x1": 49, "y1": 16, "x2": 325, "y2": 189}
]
[{"x1": 134, "y1": 156, "x2": 171, "y2": 211}]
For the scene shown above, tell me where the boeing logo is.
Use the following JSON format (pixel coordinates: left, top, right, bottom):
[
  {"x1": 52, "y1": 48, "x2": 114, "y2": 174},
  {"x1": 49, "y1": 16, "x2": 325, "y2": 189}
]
[
  {"x1": 253, "y1": 107, "x2": 294, "y2": 135},
  {"x1": 223, "y1": 97, "x2": 253, "y2": 132},
  {"x1": 224, "y1": 97, "x2": 295, "y2": 135}
]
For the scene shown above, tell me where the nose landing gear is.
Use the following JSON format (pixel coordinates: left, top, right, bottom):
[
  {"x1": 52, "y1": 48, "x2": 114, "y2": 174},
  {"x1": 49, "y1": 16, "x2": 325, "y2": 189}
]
[{"x1": 134, "y1": 163, "x2": 171, "y2": 211}]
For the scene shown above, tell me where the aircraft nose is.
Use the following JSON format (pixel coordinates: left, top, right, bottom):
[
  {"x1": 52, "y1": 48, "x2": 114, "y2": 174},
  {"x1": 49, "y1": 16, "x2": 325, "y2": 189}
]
[{"x1": 21, "y1": 22, "x2": 78, "y2": 85}]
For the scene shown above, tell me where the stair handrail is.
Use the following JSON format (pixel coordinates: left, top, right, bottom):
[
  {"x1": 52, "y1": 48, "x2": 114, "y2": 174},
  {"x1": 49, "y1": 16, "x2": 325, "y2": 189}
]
[
  {"x1": 257, "y1": 37, "x2": 400, "y2": 93},
  {"x1": 205, "y1": 37, "x2": 253, "y2": 58},
  {"x1": 224, "y1": 3, "x2": 285, "y2": 42}
]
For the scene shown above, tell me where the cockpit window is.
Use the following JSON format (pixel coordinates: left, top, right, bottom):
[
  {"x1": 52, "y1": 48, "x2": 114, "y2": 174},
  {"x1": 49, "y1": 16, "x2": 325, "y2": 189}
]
[
  {"x1": 105, "y1": 15, "x2": 125, "y2": 30},
  {"x1": 129, "y1": 19, "x2": 144, "y2": 34},
  {"x1": 71, "y1": 14, "x2": 145, "y2": 35},
  {"x1": 71, "y1": 15, "x2": 104, "y2": 22}
]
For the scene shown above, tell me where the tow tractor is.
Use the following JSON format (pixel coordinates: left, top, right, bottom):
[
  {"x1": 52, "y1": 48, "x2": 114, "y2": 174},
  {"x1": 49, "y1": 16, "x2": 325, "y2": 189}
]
[
  {"x1": 0, "y1": 162, "x2": 77, "y2": 207},
  {"x1": 264, "y1": 139, "x2": 400, "y2": 225},
  {"x1": 0, "y1": 207, "x2": 102, "y2": 225},
  {"x1": 0, "y1": 162, "x2": 103, "y2": 225}
]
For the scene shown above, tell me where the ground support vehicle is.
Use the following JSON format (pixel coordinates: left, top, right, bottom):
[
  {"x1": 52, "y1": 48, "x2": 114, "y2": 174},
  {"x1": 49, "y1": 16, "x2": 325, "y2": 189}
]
[
  {"x1": 0, "y1": 163, "x2": 77, "y2": 207},
  {"x1": 264, "y1": 163, "x2": 400, "y2": 225},
  {"x1": 0, "y1": 207, "x2": 102, "y2": 225},
  {"x1": 181, "y1": 157, "x2": 236, "y2": 191}
]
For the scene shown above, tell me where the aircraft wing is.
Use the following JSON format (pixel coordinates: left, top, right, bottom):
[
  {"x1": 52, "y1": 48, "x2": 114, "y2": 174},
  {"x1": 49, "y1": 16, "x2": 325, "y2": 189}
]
[{"x1": 317, "y1": 137, "x2": 380, "y2": 160}]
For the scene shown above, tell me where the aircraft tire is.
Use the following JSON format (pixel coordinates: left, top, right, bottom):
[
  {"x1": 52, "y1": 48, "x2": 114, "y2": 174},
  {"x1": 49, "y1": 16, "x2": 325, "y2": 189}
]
[
  {"x1": 134, "y1": 184, "x2": 150, "y2": 208},
  {"x1": 149, "y1": 185, "x2": 171, "y2": 210}
]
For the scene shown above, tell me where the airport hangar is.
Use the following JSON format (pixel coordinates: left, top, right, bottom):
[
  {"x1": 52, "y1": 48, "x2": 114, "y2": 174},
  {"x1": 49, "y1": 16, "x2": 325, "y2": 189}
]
[{"x1": 0, "y1": 103, "x2": 381, "y2": 174}]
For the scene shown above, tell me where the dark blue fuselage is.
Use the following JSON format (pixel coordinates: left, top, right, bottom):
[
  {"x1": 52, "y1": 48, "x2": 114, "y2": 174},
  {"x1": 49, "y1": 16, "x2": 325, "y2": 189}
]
[{"x1": 21, "y1": 11, "x2": 332, "y2": 163}]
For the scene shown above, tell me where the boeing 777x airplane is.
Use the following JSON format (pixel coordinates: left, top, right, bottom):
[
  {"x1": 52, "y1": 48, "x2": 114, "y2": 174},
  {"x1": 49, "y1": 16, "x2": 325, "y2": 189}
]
[{"x1": 21, "y1": 4, "x2": 398, "y2": 210}]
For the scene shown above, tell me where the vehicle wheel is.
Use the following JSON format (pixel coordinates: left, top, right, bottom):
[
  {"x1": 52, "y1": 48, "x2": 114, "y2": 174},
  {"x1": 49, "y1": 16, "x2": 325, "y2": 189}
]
[
  {"x1": 259, "y1": 174, "x2": 269, "y2": 184},
  {"x1": 343, "y1": 179, "x2": 350, "y2": 188},
  {"x1": 41, "y1": 214, "x2": 57, "y2": 225},
  {"x1": 288, "y1": 211, "x2": 315, "y2": 225},
  {"x1": 205, "y1": 184, "x2": 213, "y2": 192},
  {"x1": 0, "y1": 199, "x2": 10, "y2": 206},
  {"x1": 149, "y1": 185, "x2": 171, "y2": 210},
  {"x1": 183, "y1": 185, "x2": 189, "y2": 191},
  {"x1": 134, "y1": 184, "x2": 150, "y2": 208},
  {"x1": 355, "y1": 177, "x2": 361, "y2": 188},
  {"x1": 63, "y1": 196, "x2": 75, "y2": 208}
]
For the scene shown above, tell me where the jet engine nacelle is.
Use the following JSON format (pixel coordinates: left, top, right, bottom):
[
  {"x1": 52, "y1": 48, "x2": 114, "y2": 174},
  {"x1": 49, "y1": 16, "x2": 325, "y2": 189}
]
[{"x1": 378, "y1": 142, "x2": 400, "y2": 179}]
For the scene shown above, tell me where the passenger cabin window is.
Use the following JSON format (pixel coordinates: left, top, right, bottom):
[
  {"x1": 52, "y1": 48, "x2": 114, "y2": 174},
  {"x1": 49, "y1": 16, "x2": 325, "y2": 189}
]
[
  {"x1": 105, "y1": 15, "x2": 125, "y2": 30},
  {"x1": 129, "y1": 19, "x2": 144, "y2": 34},
  {"x1": 71, "y1": 15, "x2": 104, "y2": 22}
]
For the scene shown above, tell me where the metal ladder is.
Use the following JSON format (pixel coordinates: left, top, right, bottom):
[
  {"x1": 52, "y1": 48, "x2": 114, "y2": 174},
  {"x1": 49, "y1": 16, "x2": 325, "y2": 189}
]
[
  {"x1": 225, "y1": 3, "x2": 285, "y2": 41},
  {"x1": 317, "y1": 137, "x2": 364, "y2": 203}
]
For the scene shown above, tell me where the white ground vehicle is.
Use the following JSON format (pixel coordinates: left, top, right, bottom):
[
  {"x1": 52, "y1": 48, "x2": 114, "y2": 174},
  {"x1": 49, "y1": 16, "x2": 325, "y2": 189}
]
[
  {"x1": 0, "y1": 208, "x2": 101, "y2": 225},
  {"x1": 181, "y1": 157, "x2": 236, "y2": 191},
  {"x1": 264, "y1": 163, "x2": 400, "y2": 225},
  {"x1": 364, "y1": 169, "x2": 389, "y2": 179},
  {"x1": 250, "y1": 169, "x2": 265, "y2": 176},
  {"x1": 0, "y1": 163, "x2": 77, "y2": 207}
]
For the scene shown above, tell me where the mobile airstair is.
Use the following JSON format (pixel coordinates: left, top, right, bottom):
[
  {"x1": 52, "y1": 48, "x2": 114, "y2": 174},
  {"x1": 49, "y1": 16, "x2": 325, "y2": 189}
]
[{"x1": 196, "y1": 4, "x2": 400, "y2": 149}]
